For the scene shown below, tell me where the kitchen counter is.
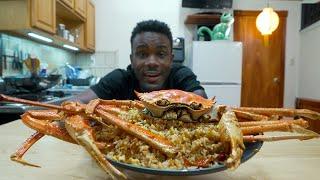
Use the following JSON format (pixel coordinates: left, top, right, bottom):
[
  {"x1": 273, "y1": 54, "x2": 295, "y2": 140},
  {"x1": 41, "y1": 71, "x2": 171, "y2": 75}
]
[
  {"x1": 47, "y1": 86, "x2": 90, "y2": 96},
  {"x1": 1, "y1": 120, "x2": 320, "y2": 180}
]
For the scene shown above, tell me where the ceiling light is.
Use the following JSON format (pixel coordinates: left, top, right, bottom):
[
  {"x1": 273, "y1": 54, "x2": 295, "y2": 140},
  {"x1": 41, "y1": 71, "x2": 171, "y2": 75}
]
[
  {"x1": 63, "y1": 44, "x2": 79, "y2": 51},
  {"x1": 256, "y1": 7, "x2": 280, "y2": 35},
  {"x1": 27, "y1": 32, "x2": 53, "y2": 43}
]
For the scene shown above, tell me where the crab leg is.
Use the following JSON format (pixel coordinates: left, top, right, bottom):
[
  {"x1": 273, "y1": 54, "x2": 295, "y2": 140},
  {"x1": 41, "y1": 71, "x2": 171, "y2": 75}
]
[
  {"x1": 232, "y1": 109, "x2": 269, "y2": 121},
  {"x1": 241, "y1": 122, "x2": 319, "y2": 140},
  {"x1": 21, "y1": 111, "x2": 75, "y2": 143},
  {"x1": 94, "y1": 106, "x2": 177, "y2": 157},
  {"x1": 91, "y1": 99, "x2": 145, "y2": 111},
  {"x1": 232, "y1": 107, "x2": 320, "y2": 120},
  {"x1": 241, "y1": 123, "x2": 302, "y2": 135},
  {"x1": 243, "y1": 133, "x2": 319, "y2": 142},
  {"x1": 11, "y1": 110, "x2": 110, "y2": 167},
  {"x1": 85, "y1": 99, "x2": 177, "y2": 157},
  {"x1": 10, "y1": 132, "x2": 45, "y2": 167},
  {"x1": 218, "y1": 111, "x2": 244, "y2": 170},
  {"x1": 0, "y1": 94, "x2": 66, "y2": 110},
  {"x1": 239, "y1": 119, "x2": 309, "y2": 128},
  {"x1": 243, "y1": 123, "x2": 319, "y2": 142},
  {"x1": 64, "y1": 115, "x2": 127, "y2": 180}
]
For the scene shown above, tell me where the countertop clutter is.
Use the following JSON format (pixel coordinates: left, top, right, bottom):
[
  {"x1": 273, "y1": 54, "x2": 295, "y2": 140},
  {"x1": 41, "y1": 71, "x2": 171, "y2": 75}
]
[{"x1": 1, "y1": 120, "x2": 320, "y2": 180}]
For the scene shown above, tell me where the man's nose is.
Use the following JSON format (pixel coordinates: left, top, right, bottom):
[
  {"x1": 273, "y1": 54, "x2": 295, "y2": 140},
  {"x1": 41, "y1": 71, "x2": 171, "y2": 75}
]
[{"x1": 145, "y1": 55, "x2": 159, "y2": 66}]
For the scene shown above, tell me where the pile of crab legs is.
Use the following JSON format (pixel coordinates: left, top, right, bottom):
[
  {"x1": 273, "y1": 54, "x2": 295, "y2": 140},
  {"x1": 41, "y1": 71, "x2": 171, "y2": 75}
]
[{"x1": 1, "y1": 89, "x2": 319, "y2": 180}]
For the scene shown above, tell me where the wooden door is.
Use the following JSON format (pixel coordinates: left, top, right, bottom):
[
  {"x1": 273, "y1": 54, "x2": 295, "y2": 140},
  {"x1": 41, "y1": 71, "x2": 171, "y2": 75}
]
[
  {"x1": 31, "y1": 0, "x2": 56, "y2": 34},
  {"x1": 234, "y1": 10, "x2": 287, "y2": 108},
  {"x1": 60, "y1": 0, "x2": 74, "y2": 9},
  {"x1": 75, "y1": 0, "x2": 87, "y2": 18},
  {"x1": 85, "y1": 0, "x2": 95, "y2": 51}
]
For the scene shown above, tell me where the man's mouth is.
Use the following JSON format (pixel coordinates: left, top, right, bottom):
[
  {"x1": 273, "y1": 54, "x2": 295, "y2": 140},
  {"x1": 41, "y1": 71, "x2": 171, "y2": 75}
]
[{"x1": 143, "y1": 72, "x2": 160, "y2": 83}]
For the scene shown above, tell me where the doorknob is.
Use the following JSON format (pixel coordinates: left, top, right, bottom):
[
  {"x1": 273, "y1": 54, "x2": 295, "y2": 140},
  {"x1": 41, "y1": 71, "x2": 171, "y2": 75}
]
[{"x1": 273, "y1": 77, "x2": 279, "y2": 83}]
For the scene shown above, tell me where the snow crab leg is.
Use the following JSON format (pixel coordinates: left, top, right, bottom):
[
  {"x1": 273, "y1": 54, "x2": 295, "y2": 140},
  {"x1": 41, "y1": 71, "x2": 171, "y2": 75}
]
[
  {"x1": 6, "y1": 108, "x2": 127, "y2": 179},
  {"x1": 217, "y1": 110, "x2": 245, "y2": 170},
  {"x1": 232, "y1": 107, "x2": 320, "y2": 120},
  {"x1": 85, "y1": 99, "x2": 177, "y2": 157}
]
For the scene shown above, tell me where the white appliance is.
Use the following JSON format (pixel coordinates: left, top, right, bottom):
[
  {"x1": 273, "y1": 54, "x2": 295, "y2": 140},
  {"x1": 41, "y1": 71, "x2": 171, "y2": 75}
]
[{"x1": 191, "y1": 41, "x2": 243, "y2": 106}]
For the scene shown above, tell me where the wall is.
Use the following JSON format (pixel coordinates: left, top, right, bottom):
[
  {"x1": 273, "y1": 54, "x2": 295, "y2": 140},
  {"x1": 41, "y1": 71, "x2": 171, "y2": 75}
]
[
  {"x1": 298, "y1": 21, "x2": 320, "y2": 99},
  {"x1": 95, "y1": 0, "x2": 182, "y2": 68},
  {"x1": 0, "y1": 33, "x2": 75, "y2": 77},
  {"x1": 95, "y1": 0, "x2": 301, "y2": 107}
]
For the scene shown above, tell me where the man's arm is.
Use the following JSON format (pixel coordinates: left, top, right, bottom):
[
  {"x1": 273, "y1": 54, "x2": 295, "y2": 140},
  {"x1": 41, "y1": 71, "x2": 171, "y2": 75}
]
[
  {"x1": 69, "y1": 88, "x2": 98, "y2": 104},
  {"x1": 193, "y1": 89, "x2": 208, "y2": 99},
  {"x1": 171, "y1": 65, "x2": 208, "y2": 99}
]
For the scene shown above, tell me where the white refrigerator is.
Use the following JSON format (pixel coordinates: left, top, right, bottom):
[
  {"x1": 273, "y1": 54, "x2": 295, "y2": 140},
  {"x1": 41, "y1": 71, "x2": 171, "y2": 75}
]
[{"x1": 191, "y1": 41, "x2": 243, "y2": 106}]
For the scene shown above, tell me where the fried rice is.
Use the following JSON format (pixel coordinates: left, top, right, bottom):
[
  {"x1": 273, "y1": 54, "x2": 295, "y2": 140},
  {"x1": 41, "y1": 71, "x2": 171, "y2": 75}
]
[{"x1": 94, "y1": 108, "x2": 226, "y2": 169}]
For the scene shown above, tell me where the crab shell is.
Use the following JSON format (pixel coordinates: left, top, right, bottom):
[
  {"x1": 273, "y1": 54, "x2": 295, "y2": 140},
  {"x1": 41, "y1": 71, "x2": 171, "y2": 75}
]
[{"x1": 135, "y1": 89, "x2": 214, "y2": 120}]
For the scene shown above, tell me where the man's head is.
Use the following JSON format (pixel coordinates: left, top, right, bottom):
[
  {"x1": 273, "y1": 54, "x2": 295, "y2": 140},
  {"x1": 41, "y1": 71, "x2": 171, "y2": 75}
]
[{"x1": 130, "y1": 20, "x2": 173, "y2": 92}]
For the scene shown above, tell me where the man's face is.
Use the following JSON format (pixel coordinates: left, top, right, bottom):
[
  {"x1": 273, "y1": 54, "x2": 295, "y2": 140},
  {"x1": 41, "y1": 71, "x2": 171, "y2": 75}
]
[{"x1": 130, "y1": 32, "x2": 173, "y2": 92}]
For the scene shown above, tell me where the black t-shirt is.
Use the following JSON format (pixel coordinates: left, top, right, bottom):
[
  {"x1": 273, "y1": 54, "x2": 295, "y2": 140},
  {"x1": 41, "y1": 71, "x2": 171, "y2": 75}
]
[{"x1": 90, "y1": 64, "x2": 204, "y2": 100}]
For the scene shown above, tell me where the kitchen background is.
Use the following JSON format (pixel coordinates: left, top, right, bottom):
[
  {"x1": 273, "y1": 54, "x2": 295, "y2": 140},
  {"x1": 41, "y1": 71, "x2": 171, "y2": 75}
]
[
  {"x1": 0, "y1": 0, "x2": 319, "y2": 109},
  {"x1": 92, "y1": 0, "x2": 319, "y2": 108}
]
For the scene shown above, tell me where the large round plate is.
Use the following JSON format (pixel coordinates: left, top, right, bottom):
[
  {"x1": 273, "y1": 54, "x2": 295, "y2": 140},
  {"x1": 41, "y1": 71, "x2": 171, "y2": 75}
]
[{"x1": 107, "y1": 141, "x2": 263, "y2": 176}]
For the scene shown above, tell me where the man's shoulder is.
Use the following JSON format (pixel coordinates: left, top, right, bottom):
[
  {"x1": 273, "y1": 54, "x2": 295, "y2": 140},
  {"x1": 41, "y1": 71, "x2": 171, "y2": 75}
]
[
  {"x1": 170, "y1": 63, "x2": 193, "y2": 75},
  {"x1": 102, "y1": 67, "x2": 133, "y2": 79}
]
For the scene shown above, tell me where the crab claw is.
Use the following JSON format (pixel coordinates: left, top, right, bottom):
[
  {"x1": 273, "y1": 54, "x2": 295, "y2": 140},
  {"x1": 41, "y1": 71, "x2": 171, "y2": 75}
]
[{"x1": 218, "y1": 111, "x2": 245, "y2": 170}]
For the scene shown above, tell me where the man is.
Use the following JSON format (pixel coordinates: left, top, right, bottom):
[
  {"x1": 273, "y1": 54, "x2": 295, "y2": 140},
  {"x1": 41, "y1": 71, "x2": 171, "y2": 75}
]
[{"x1": 73, "y1": 20, "x2": 207, "y2": 103}]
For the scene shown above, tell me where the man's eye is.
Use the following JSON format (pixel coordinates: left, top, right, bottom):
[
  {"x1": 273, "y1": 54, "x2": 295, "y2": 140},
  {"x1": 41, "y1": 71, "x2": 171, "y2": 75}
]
[
  {"x1": 158, "y1": 51, "x2": 168, "y2": 58},
  {"x1": 136, "y1": 52, "x2": 148, "y2": 58}
]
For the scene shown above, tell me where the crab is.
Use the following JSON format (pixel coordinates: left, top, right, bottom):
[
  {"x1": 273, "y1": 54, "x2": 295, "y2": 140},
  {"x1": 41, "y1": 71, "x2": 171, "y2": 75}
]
[{"x1": 1, "y1": 90, "x2": 319, "y2": 179}]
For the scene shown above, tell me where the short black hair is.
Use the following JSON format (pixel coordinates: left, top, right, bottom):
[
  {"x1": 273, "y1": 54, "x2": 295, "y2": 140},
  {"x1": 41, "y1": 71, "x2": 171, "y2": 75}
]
[{"x1": 130, "y1": 20, "x2": 173, "y2": 48}]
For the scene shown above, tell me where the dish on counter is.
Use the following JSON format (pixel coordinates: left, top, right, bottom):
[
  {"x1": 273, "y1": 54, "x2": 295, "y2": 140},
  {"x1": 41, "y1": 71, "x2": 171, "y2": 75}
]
[
  {"x1": 92, "y1": 109, "x2": 263, "y2": 176},
  {"x1": 107, "y1": 141, "x2": 262, "y2": 176}
]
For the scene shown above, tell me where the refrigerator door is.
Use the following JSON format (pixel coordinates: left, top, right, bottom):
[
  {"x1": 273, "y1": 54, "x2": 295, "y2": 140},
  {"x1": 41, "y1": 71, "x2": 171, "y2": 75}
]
[
  {"x1": 203, "y1": 84, "x2": 241, "y2": 106},
  {"x1": 192, "y1": 41, "x2": 243, "y2": 83}
]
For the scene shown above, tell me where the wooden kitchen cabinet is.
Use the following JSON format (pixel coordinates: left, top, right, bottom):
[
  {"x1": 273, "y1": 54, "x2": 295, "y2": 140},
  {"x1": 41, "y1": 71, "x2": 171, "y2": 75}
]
[
  {"x1": 75, "y1": 0, "x2": 87, "y2": 18},
  {"x1": 57, "y1": 0, "x2": 86, "y2": 19},
  {"x1": 0, "y1": 0, "x2": 95, "y2": 53},
  {"x1": 85, "y1": 0, "x2": 95, "y2": 51},
  {"x1": 0, "y1": 0, "x2": 55, "y2": 34},
  {"x1": 60, "y1": 0, "x2": 74, "y2": 9},
  {"x1": 30, "y1": 0, "x2": 56, "y2": 34}
]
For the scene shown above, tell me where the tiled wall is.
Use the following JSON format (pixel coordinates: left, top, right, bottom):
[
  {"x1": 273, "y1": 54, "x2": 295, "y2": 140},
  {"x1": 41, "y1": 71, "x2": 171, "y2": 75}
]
[
  {"x1": 75, "y1": 51, "x2": 119, "y2": 77},
  {"x1": 0, "y1": 33, "x2": 76, "y2": 77}
]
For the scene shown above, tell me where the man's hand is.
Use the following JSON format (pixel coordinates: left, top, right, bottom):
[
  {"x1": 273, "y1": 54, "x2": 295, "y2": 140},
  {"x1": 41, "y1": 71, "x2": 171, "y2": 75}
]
[{"x1": 192, "y1": 89, "x2": 208, "y2": 99}]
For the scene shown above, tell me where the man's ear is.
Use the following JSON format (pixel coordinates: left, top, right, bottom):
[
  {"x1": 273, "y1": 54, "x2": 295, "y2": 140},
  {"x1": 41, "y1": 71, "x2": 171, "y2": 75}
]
[
  {"x1": 170, "y1": 53, "x2": 174, "y2": 63},
  {"x1": 130, "y1": 54, "x2": 133, "y2": 63}
]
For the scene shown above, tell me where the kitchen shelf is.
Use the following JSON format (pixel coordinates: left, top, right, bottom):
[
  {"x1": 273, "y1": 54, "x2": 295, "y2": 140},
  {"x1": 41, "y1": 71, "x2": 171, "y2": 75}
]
[{"x1": 185, "y1": 13, "x2": 221, "y2": 25}]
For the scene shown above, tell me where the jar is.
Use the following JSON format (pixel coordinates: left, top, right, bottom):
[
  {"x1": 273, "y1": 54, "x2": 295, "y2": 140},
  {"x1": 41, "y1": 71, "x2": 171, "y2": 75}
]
[
  {"x1": 63, "y1": 30, "x2": 69, "y2": 40},
  {"x1": 57, "y1": 24, "x2": 65, "y2": 37}
]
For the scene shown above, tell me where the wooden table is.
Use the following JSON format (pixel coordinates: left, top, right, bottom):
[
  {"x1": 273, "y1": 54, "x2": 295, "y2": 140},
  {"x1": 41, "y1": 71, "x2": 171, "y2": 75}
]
[{"x1": 1, "y1": 120, "x2": 320, "y2": 180}]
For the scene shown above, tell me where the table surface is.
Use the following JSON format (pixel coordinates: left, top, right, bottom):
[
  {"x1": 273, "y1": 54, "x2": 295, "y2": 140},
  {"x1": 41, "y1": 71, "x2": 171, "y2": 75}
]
[{"x1": 1, "y1": 120, "x2": 320, "y2": 180}]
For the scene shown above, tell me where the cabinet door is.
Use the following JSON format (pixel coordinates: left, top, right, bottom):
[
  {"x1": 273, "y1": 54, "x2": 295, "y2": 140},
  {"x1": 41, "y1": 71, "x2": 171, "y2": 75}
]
[
  {"x1": 85, "y1": 0, "x2": 95, "y2": 50},
  {"x1": 75, "y1": 0, "x2": 87, "y2": 18},
  {"x1": 31, "y1": 0, "x2": 56, "y2": 34},
  {"x1": 60, "y1": 0, "x2": 74, "y2": 9}
]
